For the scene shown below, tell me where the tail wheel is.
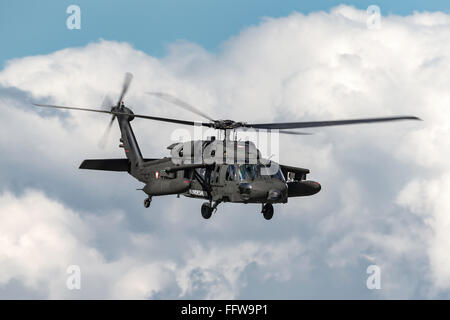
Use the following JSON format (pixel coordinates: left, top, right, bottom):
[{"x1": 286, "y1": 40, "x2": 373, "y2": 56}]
[
  {"x1": 201, "y1": 202, "x2": 213, "y2": 219},
  {"x1": 144, "y1": 197, "x2": 152, "y2": 208},
  {"x1": 262, "y1": 203, "x2": 274, "y2": 220}
]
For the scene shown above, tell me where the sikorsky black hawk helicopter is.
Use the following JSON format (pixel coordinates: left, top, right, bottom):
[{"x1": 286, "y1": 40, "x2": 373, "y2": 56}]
[{"x1": 34, "y1": 73, "x2": 420, "y2": 220}]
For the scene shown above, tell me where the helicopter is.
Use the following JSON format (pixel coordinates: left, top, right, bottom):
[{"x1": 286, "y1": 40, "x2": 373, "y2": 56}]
[{"x1": 34, "y1": 73, "x2": 421, "y2": 220}]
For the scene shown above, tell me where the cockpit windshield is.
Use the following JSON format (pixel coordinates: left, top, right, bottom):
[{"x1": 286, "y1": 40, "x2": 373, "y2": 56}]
[
  {"x1": 238, "y1": 163, "x2": 285, "y2": 182},
  {"x1": 238, "y1": 164, "x2": 258, "y2": 180},
  {"x1": 271, "y1": 167, "x2": 285, "y2": 181}
]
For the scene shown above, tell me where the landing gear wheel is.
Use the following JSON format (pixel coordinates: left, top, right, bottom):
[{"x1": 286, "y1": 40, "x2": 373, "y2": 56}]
[
  {"x1": 201, "y1": 202, "x2": 213, "y2": 219},
  {"x1": 262, "y1": 203, "x2": 274, "y2": 220},
  {"x1": 144, "y1": 197, "x2": 152, "y2": 208}
]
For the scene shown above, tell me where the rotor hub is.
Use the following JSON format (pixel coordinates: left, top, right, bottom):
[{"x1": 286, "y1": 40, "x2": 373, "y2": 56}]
[
  {"x1": 213, "y1": 120, "x2": 246, "y2": 130},
  {"x1": 112, "y1": 105, "x2": 135, "y2": 121}
]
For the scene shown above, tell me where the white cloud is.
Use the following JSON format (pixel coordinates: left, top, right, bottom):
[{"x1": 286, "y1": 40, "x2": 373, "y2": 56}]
[
  {"x1": 0, "y1": 5, "x2": 449, "y2": 298},
  {"x1": 0, "y1": 190, "x2": 103, "y2": 298},
  {"x1": 176, "y1": 239, "x2": 306, "y2": 299},
  {"x1": 0, "y1": 190, "x2": 303, "y2": 299},
  {"x1": 397, "y1": 174, "x2": 450, "y2": 292}
]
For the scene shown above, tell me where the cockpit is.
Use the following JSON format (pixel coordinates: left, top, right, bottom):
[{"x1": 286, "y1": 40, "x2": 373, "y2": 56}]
[
  {"x1": 238, "y1": 164, "x2": 258, "y2": 180},
  {"x1": 237, "y1": 163, "x2": 285, "y2": 182}
]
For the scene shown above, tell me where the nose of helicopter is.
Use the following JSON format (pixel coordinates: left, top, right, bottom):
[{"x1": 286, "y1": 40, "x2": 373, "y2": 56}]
[
  {"x1": 242, "y1": 180, "x2": 287, "y2": 203},
  {"x1": 266, "y1": 180, "x2": 288, "y2": 203},
  {"x1": 267, "y1": 189, "x2": 283, "y2": 201}
]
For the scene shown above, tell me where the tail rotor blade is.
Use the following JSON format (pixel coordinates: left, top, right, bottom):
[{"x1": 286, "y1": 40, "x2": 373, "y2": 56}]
[
  {"x1": 117, "y1": 72, "x2": 133, "y2": 106},
  {"x1": 98, "y1": 115, "x2": 116, "y2": 149},
  {"x1": 102, "y1": 95, "x2": 114, "y2": 111}
]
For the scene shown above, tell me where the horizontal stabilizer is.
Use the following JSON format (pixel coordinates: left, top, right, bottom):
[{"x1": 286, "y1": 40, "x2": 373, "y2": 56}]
[
  {"x1": 79, "y1": 159, "x2": 130, "y2": 171},
  {"x1": 80, "y1": 158, "x2": 160, "y2": 171}
]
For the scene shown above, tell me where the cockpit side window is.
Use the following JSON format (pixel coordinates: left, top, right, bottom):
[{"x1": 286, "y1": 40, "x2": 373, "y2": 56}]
[
  {"x1": 273, "y1": 168, "x2": 285, "y2": 181},
  {"x1": 225, "y1": 165, "x2": 236, "y2": 181},
  {"x1": 259, "y1": 163, "x2": 286, "y2": 182},
  {"x1": 239, "y1": 164, "x2": 259, "y2": 181}
]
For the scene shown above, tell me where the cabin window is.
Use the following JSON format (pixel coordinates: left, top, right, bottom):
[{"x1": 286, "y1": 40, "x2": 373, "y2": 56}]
[
  {"x1": 210, "y1": 165, "x2": 220, "y2": 183},
  {"x1": 195, "y1": 168, "x2": 206, "y2": 179}
]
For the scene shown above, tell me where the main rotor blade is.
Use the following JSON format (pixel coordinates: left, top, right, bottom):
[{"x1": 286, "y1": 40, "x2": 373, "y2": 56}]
[
  {"x1": 278, "y1": 130, "x2": 313, "y2": 135},
  {"x1": 147, "y1": 92, "x2": 215, "y2": 121},
  {"x1": 33, "y1": 103, "x2": 112, "y2": 115},
  {"x1": 117, "y1": 72, "x2": 133, "y2": 106},
  {"x1": 98, "y1": 115, "x2": 116, "y2": 149},
  {"x1": 128, "y1": 112, "x2": 213, "y2": 127},
  {"x1": 237, "y1": 128, "x2": 313, "y2": 135},
  {"x1": 246, "y1": 116, "x2": 421, "y2": 130},
  {"x1": 34, "y1": 103, "x2": 214, "y2": 127}
]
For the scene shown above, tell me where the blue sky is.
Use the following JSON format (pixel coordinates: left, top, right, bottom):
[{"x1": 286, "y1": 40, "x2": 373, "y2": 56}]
[{"x1": 1, "y1": 0, "x2": 449, "y2": 68}]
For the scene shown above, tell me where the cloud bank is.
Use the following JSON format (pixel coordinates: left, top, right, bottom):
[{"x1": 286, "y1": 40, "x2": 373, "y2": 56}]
[{"x1": 0, "y1": 5, "x2": 448, "y2": 299}]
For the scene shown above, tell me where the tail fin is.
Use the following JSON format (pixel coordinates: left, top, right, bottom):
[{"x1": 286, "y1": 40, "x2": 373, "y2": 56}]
[{"x1": 116, "y1": 112, "x2": 143, "y2": 168}]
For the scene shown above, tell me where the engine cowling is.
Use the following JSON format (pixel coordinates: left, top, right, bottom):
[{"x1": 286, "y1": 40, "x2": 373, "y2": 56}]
[{"x1": 143, "y1": 178, "x2": 191, "y2": 196}]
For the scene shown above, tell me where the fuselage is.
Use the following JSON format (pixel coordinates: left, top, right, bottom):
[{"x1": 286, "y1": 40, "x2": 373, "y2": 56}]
[{"x1": 133, "y1": 158, "x2": 320, "y2": 204}]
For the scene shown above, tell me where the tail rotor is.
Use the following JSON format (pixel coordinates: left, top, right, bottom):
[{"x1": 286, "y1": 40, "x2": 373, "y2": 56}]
[{"x1": 98, "y1": 73, "x2": 133, "y2": 148}]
